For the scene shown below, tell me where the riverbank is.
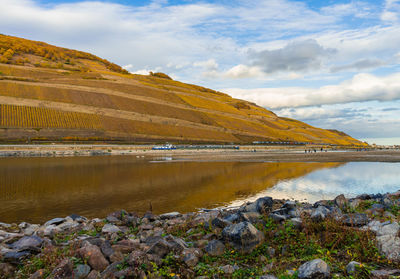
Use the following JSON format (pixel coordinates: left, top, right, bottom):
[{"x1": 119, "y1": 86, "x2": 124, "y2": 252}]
[
  {"x1": 1, "y1": 191, "x2": 400, "y2": 278},
  {"x1": 0, "y1": 144, "x2": 399, "y2": 162}
]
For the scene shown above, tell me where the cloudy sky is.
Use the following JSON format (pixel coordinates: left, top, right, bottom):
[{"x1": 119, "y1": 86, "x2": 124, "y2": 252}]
[{"x1": 1, "y1": 0, "x2": 400, "y2": 144}]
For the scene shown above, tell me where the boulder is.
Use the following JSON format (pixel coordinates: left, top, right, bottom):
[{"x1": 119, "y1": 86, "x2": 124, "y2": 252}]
[
  {"x1": 343, "y1": 213, "x2": 368, "y2": 226},
  {"x1": 50, "y1": 258, "x2": 73, "y2": 279},
  {"x1": 9, "y1": 235, "x2": 43, "y2": 251},
  {"x1": 204, "y1": 239, "x2": 225, "y2": 256},
  {"x1": 334, "y1": 194, "x2": 347, "y2": 209},
  {"x1": 297, "y1": 259, "x2": 330, "y2": 279},
  {"x1": 310, "y1": 206, "x2": 330, "y2": 222},
  {"x1": 241, "y1": 197, "x2": 273, "y2": 214},
  {"x1": 211, "y1": 217, "x2": 232, "y2": 229},
  {"x1": 346, "y1": 261, "x2": 361, "y2": 275},
  {"x1": 73, "y1": 264, "x2": 91, "y2": 279},
  {"x1": 146, "y1": 239, "x2": 172, "y2": 258},
  {"x1": 222, "y1": 222, "x2": 264, "y2": 253},
  {"x1": 78, "y1": 243, "x2": 109, "y2": 271},
  {"x1": 101, "y1": 224, "x2": 121, "y2": 234}
]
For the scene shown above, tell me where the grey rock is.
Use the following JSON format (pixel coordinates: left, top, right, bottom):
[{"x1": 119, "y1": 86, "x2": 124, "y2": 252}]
[
  {"x1": 182, "y1": 251, "x2": 199, "y2": 267},
  {"x1": 241, "y1": 197, "x2": 273, "y2": 214},
  {"x1": 269, "y1": 213, "x2": 286, "y2": 223},
  {"x1": 73, "y1": 264, "x2": 91, "y2": 279},
  {"x1": 220, "y1": 264, "x2": 235, "y2": 274},
  {"x1": 205, "y1": 239, "x2": 225, "y2": 256},
  {"x1": 282, "y1": 200, "x2": 297, "y2": 210},
  {"x1": 311, "y1": 206, "x2": 330, "y2": 222},
  {"x1": 289, "y1": 218, "x2": 302, "y2": 229},
  {"x1": 343, "y1": 213, "x2": 368, "y2": 226},
  {"x1": 100, "y1": 240, "x2": 114, "y2": 259},
  {"x1": 51, "y1": 258, "x2": 73, "y2": 279},
  {"x1": 240, "y1": 212, "x2": 263, "y2": 224},
  {"x1": 297, "y1": 259, "x2": 330, "y2": 279},
  {"x1": 346, "y1": 261, "x2": 361, "y2": 275},
  {"x1": 160, "y1": 212, "x2": 182, "y2": 220},
  {"x1": 78, "y1": 243, "x2": 109, "y2": 272},
  {"x1": 222, "y1": 221, "x2": 264, "y2": 253},
  {"x1": 147, "y1": 239, "x2": 172, "y2": 258},
  {"x1": 3, "y1": 250, "x2": 31, "y2": 264},
  {"x1": 44, "y1": 217, "x2": 66, "y2": 226},
  {"x1": 101, "y1": 223, "x2": 121, "y2": 234},
  {"x1": 349, "y1": 199, "x2": 361, "y2": 209},
  {"x1": 9, "y1": 235, "x2": 43, "y2": 251},
  {"x1": 370, "y1": 269, "x2": 400, "y2": 278},
  {"x1": 224, "y1": 213, "x2": 240, "y2": 223},
  {"x1": 288, "y1": 208, "x2": 301, "y2": 218},
  {"x1": 260, "y1": 276, "x2": 278, "y2": 279},
  {"x1": 165, "y1": 235, "x2": 188, "y2": 253},
  {"x1": 334, "y1": 194, "x2": 347, "y2": 209},
  {"x1": 211, "y1": 217, "x2": 232, "y2": 229}
]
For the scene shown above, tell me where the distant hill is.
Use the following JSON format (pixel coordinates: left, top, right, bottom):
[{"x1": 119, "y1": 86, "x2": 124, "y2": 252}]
[{"x1": 0, "y1": 34, "x2": 365, "y2": 145}]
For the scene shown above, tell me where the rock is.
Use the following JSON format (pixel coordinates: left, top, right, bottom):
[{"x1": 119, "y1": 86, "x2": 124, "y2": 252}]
[
  {"x1": 44, "y1": 217, "x2": 65, "y2": 226},
  {"x1": 310, "y1": 206, "x2": 330, "y2": 222},
  {"x1": 349, "y1": 199, "x2": 361, "y2": 209},
  {"x1": 343, "y1": 213, "x2": 368, "y2": 226},
  {"x1": 346, "y1": 261, "x2": 361, "y2": 275},
  {"x1": 283, "y1": 200, "x2": 297, "y2": 210},
  {"x1": 240, "y1": 212, "x2": 263, "y2": 224},
  {"x1": 30, "y1": 269, "x2": 46, "y2": 279},
  {"x1": 220, "y1": 264, "x2": 235, "y2": 275},
  {"x1": 51, "y1": 258, "x2": 73, "y2": 279},
  {"x1": 9, "y1": 235, "x2": 43, "y2": 251},
  {"x1": 73, "y1": 264, "x2": 91, "y2": 279},
  {"x1": 356, "y1": 194, "x2": 371, "y2": 200},
  {"x1": 110, "y1": 250, "x2": 124, "y2": 263},
  {"x1": 100, "y1": 240, "x2": 114, "y2": 259},
  {"x1": 289, "y1": 218, "x2": 302, "y2": 229},
  {"x1": 147, "y1": 239, "x2": 172, "y2": 258},
  {"x1": 3, "y1": 250, "x2": 31, "y2": 264},
  {"x1": 269, "y1": 213, "x2": 286, "y2": 223},
  {"x1": 112, "y1": 239, "x2": 140, "y2": 254},
  {"x1": 86, "y1": 270, "x2": 100, "y2": 279},
  {"x1": 0, "y1": 263, "x2": 15, "y2": 277},
  {"x1": 241, "y1": 197, "x2": 273, "y2": 214},
  {"x1": 106, "y1": 215, "x2": 120, "y2": 224},
  {"x1": 211, "y1": 217, "x2": 232, "y2": 229},
  {"x1": 43, "y1": 224, "x2": 61, "y2": 237},
  {"x1": 260, "y1": 276, "x2": 277, "y2": 279},
  {"x1": 165, "y1": 236, "x2": 188, "y2": 253},
  {"x1": 78, "y1": 243, "x2": 109, "y2": 271},
  {"x1": 297, "y1": 259, "x2": 330, "y2": 279},
  {"x1": 205, "y1": 239, "x2": 225, "y2": 256},
  {"x1": 182, "y1": 250, "x2": 199, "y2": 267},
  {"x1": 334, "y1": 194, "x2": 347, "y2": 209},
  {"x1": 370, "y1": 269, "x2": 400, "y2": 278},
  {"x1": 101, "y1": 223, "x2": 121, "y2": 234},
  {"x1": 224, "y1": 213, "x2": 240, "y2": 223},
  {"x1": 222, "y1": 221, "x2": 264, "y2": 253},
  {"x1": 160, "y1": 212, "x2": 182, "y2": 220}
]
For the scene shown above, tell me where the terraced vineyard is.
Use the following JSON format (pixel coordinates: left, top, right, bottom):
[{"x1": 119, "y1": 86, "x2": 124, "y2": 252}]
[
  {"x1": 0, "y1": 104, "x2": 101, "y2": 129},
  {"x1": 0, "y1": 34, "x2": 366, "y2": 145}
]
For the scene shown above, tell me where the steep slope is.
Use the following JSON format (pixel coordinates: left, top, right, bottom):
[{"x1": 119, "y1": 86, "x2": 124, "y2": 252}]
[{"x1": 0, "y1": 34, "x2": 364, "y2": 145}]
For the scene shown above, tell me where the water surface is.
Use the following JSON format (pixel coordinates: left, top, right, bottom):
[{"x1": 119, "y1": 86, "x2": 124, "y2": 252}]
[{"x1": 0, "y1": 156, "x2": 399, "y2": 223}]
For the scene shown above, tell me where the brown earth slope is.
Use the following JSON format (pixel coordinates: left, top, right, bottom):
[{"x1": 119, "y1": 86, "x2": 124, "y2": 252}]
[{"x1": 0, "y1": 34, "x2": 365, "y2": 145}]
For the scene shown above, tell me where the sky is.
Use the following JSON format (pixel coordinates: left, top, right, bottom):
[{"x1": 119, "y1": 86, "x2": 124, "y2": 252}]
[{"x1": 1, "y1": 0, "x2": 400, "y2": 145}]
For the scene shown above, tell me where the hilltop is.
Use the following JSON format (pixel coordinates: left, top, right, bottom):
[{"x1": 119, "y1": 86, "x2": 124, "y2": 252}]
[{"x1": 0, "y1": 34, "x2": 364, "y2": 146}]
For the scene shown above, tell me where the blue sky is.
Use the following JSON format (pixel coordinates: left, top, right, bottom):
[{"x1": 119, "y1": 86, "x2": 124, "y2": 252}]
[{"x1": 1, "y1": 0, "x2": 400, "y2": 145}]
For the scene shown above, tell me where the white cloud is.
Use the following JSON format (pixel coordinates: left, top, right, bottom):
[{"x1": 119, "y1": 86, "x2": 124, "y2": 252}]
[
  {"x1": 225, "y1": 72, "x2": 400, "y2": 109},
  {"x1": 193, "y1": 59, "x2": 219, "y2": 71},
  {"x1": 381, "y1": 0, "x2": 400, "y2": 22}
]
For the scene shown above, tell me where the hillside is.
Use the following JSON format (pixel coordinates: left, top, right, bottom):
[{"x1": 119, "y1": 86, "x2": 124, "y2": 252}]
[{"x1": 0, "y1": 34, "x2": 364, "y2": 145}]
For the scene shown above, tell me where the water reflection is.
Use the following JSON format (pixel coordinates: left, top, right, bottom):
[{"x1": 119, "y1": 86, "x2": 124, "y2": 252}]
[
  {"x1": 229, "y1": 162, "x2": 400, "y2": 206},
  {"x1": 0, "y1": 156, "x2": 339, "y2": 223}
]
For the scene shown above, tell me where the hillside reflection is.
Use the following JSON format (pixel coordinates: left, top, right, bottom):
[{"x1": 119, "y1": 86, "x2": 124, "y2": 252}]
[{"x1": 0, "y1": 156, "x2": 340, "y2": 223}]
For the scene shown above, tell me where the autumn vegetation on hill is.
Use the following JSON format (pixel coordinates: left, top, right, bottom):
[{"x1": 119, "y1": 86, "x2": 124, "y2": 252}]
[{"x1": 0, "y1": 34, "x2": 366, "y2": 146}]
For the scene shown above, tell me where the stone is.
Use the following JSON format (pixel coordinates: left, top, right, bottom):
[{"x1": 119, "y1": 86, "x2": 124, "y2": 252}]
[
  {"x1": 260, "y1": 276, "x2": 278, "y2": 279},
  {"x1": 240, "y1": 212, "x2": 263, "y2": 224},
  {"x1": 220, "y1": 264, "x2": 235, "y2": 275},
  {"x1": 112, "y1": 239, "x2": 139, "y2": 254},
  {"x1": 268, "y1": 213, "x2": 286, "y2": 223},
  {"x1": 146, "y1": 239, "x2": 172, "y2": 258},
  {"x1": 211, "y1": 217, "x2": 232, "y2": 229},
  {"x1": 86, "y1": 270, "x2": 100, "y2": 279},
  {"x1": 346, "y1": 261, "x2": 361, "y2": 275},
  {"x1": 310, "y1": 206, "x2": 330, "y2": 222},
  {"x1": 51, "y1": 258, "x2": 73, "y2": 279},
  {"x1": 165, "y1": 236, "x2": 188, "y2": 253},
  {"x1": 3, "y1": 250, "x2": 31, "y2": 264},
  {"x1": 78, "y1": 243, "x2": 109, "y2": 271},
  {"x1": 343, "y1": 213, "x2": 368, "y2": 226},
  {"x1": 182, "y1": 251, "x2": 199, "y2": 267},
  {"x1": 44, "y1": 217, "x2": 66, "y2": 226},
  {"x1": 101, "y1": 223, "x2": 121, "y2": 234},
  {"x1": 100, "y1": 241, "x2": 114, "y2": 259},
  {"x1": 222, "y1": 221, "x2": 264, "y2": 253},
  {"x1": 224, "y1": 213, "x2": 240, "y2": 223},
  {"x1": 297, "y1": 259, "x2": 330, "y2": 279},
  {"x1": 30, "y1": 269, "x2": 46, "y2": 279},
  {"x1": 0, "y1": 263, "x2": 15, "y2": 277},
  {"x1": 349, "y1": 199, "x2": 361, "y2": 209},
  {"x1": 241, "y1": 197, "x2": 273, "y2": 214},
  {"x1": 160, "y1": 212, "x2": 182, "y2": 219},
  {"x1": 370, "y1": 269, "x2": 400, "y2": 278},
  {"x1": 110, "y1": 250, "x2": 124, "y2": 263},
  {"x1": 283, "y1": 200, "x2": 297, "y2": 210},
  {"x1": 43, "y1": 225, "x2": 61, "y2": 237},
  {"x1": 73, "y1": 264, "x2": 91, "y2": 279},
  {"x1": 334, "y1": 194, "x2": 347, "y2": 209},
  {"x1": 10, "y1": 235, "x2": 43, "y2": 251},
  {"x1": 289, "y1": 218, "x2": 302, "y2": 229},
  {"x1": 205, "y1": 239, "x2": 225, "y2": 256}
]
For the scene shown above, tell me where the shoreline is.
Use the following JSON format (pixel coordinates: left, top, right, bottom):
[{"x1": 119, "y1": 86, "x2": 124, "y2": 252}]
[
  {"x1": 1, "y1": 190, "x2": 400, "y2": 278},
  {"x1": 0, "y1": 144, "x2": 399, "y2": 162}
]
